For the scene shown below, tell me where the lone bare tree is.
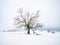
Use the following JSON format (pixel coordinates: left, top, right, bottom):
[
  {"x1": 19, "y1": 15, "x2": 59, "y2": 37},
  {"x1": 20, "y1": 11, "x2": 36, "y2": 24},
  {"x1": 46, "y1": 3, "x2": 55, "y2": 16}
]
[{"x1": 14, "y1": 8, "x2": 42, "y2": 35}]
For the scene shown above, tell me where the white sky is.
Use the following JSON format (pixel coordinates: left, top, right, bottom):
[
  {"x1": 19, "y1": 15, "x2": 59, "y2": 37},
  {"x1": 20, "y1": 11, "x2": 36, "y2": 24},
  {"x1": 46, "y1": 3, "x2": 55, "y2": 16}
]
[{"x1": 0, "y1": 0, "x2": 60, "y2": 30}]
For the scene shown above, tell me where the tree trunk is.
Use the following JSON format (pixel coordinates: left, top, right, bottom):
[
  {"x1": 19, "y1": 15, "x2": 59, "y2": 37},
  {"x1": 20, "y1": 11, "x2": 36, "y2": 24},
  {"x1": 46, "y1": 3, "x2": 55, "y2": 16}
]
[{"x1": 27, "y1": 29, "x2": 30, "y2": 34}]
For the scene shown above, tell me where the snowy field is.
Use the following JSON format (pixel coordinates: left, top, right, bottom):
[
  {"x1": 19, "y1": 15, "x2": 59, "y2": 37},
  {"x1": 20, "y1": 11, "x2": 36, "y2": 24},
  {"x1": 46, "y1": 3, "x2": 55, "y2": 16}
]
[{"x1": 0, "y1": 31, "x2": 60, "y2": 45}]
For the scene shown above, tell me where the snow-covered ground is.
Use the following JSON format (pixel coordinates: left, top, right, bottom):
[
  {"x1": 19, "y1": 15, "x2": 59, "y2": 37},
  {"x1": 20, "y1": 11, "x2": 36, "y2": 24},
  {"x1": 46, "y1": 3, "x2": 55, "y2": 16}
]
[{"x1": 0, "y1": 31, "x2": 60, "y2": 45}]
